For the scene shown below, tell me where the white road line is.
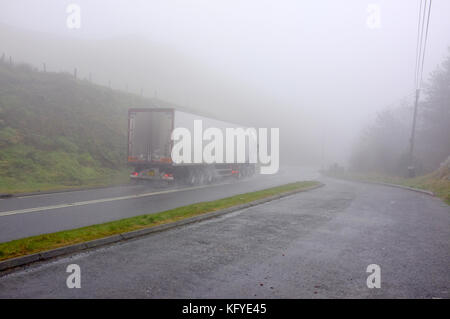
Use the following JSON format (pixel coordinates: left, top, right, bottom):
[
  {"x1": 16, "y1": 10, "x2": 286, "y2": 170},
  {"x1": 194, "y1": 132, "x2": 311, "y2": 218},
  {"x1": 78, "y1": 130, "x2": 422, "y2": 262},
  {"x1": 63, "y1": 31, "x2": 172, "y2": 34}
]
[
  {"x1": 13, "y1": 185, "x2": 138, "y2": 199},
  {"x1": 0, "y1": 183, "x2": 229, "y2": 217}
]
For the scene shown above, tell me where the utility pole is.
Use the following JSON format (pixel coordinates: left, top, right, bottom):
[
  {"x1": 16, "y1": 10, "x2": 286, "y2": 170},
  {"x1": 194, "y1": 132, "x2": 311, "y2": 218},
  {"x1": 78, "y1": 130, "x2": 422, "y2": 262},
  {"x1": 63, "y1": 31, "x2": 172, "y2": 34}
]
[
  {"x1": 321, "y1": 131, "x2": 325, "y2": 171},
  {"x1": 407, "y1": 0, "x2": 432, "y2": 178},
  {"x1": 408, "y1": 88, "x2": 420, "y2": 177}
]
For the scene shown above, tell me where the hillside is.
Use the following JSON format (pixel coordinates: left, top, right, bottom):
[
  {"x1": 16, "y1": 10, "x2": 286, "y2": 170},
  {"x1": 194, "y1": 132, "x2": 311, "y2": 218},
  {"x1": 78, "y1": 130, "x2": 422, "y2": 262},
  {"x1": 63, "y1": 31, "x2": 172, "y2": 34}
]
[
  {"x1": 0, "y1": 60, "x2": 173, "y2": 193},
  {"x1": 0, "y1": 24, "x2": 325, "y2": 167}
]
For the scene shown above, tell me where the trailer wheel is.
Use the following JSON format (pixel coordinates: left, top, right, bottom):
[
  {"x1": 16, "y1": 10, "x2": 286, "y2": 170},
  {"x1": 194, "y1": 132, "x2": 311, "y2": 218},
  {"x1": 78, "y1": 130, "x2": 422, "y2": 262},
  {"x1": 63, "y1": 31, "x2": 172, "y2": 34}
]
[
  {"x1": 237, "y1": 167, "x2": 244, "y2": 179},
  {"x1": 199, "y1": 172, "x2": 207, "y2": 185},
  {"x1": 186, "y1": 169, "x2": 198, "y2": 185},
  {"x1": 188, "y1": 173, "x2": 197, "y2": 185},
  {"x1": 206, "y1": 171, "x2": 214, "y2": 184}
]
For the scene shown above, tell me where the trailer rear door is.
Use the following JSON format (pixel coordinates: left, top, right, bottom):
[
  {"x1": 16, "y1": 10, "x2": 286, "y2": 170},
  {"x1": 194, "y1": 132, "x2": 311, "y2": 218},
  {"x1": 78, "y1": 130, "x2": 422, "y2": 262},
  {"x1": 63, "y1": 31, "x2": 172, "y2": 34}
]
[{"x1": 128, "y1": 109, "x2": 174, "y2": 163}]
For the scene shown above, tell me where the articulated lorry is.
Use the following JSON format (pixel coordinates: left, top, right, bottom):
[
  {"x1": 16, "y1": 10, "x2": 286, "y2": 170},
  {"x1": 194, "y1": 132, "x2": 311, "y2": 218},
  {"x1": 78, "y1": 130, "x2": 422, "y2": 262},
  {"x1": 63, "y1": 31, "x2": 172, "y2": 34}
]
[{"x1": 128, "y1": 108, "x2": 257, "y2": 184}]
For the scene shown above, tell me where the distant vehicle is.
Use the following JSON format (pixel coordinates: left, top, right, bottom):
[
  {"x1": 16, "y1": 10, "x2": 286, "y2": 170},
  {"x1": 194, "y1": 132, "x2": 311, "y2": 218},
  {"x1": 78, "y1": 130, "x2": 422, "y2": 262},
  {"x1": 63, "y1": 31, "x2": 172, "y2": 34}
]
[{"x1": 127, "y1": 108, "x2": 257, "y2": 184}]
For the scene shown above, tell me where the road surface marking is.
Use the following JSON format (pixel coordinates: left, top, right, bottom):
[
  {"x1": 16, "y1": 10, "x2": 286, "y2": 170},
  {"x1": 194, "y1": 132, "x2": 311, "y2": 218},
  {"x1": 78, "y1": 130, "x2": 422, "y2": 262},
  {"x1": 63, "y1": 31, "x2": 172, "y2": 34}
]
[{"x1": 0, "y1": 183, "x2": 230, "y2": 217}]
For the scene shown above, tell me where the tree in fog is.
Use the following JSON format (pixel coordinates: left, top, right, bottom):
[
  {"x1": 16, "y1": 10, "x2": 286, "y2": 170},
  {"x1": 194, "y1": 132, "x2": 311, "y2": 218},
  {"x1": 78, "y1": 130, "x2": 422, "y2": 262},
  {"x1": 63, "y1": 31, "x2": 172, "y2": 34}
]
[
  {"x1": 350, "y1": 105, "x2": 411, "y2": 175},
  {"x1": 351, "y1": 49, "x2": 450, "y2": 176},
  {"x1": 417, "y1": 48, "x2": 450, "y2": 170}
]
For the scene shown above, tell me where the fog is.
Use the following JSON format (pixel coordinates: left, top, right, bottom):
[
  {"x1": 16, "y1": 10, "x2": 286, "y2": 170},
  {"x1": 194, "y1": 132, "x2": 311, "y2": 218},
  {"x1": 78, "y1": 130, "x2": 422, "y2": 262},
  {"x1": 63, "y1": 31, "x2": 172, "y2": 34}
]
[{"x1": 1, "y1": 0, "x2": 450, "y2": 167}]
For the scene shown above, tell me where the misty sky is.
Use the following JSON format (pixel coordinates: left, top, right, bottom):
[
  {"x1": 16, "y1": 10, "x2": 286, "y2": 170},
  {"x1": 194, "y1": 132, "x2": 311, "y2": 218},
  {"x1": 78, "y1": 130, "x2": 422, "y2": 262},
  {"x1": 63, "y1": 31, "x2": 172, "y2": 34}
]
[{"x1": 1, "y1": 0, "x2": 450, "y2": 166}]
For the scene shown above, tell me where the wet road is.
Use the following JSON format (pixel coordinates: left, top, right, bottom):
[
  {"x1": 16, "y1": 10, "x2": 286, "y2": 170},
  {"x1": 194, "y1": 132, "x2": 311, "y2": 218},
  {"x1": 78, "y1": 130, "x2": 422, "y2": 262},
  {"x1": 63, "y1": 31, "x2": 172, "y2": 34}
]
[
  {"x1": 0, "y1": 167, "x2": 317, "y2": 242},
  {"x1": 0, "y1": 176, "x2": 449, "y2": 298}
]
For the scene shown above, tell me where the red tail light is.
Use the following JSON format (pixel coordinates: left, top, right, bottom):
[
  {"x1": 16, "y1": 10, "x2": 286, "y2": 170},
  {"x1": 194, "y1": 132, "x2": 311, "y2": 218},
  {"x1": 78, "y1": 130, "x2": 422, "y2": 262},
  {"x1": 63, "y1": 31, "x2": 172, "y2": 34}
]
[{"x1": 132, "y1": 172, "x2": 139, "y2": 176}]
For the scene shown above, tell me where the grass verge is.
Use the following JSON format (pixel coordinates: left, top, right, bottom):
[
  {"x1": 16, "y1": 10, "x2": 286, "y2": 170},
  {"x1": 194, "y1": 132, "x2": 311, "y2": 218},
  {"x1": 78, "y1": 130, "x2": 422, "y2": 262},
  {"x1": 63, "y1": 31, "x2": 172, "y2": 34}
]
[
  {"x1": 0, "y1": 169, "x2": 130, "y2": 195},
  {"x1": 326, "y1": 171, "x2": 450, "y2": 205},
  {"x1": 0, "y1": 181, "x2": 319, "y2": 262}
]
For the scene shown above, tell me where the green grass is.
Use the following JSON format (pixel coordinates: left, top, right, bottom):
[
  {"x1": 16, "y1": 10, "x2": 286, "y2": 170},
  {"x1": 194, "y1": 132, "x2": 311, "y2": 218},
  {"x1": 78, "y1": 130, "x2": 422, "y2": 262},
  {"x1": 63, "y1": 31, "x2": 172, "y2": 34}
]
[
  {"x1": 327, "y1": 171, "x2": 450, "y2": 205},
  {"x1": 0, "y1": 181, "x2": 320, "y2": 262},
  {"x1": 0, "y1": 164, "x2": 130, "y2": 194},
  {"x1": 0, "y1": 61, "x2": 169, "y2": 194}
]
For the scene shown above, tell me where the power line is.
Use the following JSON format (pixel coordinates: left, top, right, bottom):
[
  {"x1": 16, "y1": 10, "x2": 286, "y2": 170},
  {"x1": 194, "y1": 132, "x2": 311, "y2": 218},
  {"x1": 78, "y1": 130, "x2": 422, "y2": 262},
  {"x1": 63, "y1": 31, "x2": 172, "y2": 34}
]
[
  {"x1": 419, "y1": 0, "x2": 432, "y2": 86},
  {"x1": 414, "y1": 0, "x2": 423, "y2": 88},
  {"x1": 416, "y1": 0, "x2": 427, "y2": 88},
  {"x1": 414, "y1": 0, "x2": 432, "y2": 89}
]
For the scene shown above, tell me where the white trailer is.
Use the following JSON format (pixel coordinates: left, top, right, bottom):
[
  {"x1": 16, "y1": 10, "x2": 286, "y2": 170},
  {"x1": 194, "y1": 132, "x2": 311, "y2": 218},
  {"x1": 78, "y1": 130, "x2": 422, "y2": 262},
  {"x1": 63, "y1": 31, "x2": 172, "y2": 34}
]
[{"x1": 128, "y1": 108, "x2": 256, "y2": 184}]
